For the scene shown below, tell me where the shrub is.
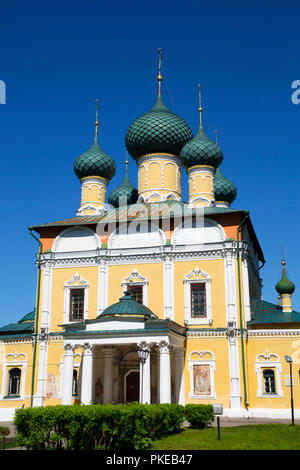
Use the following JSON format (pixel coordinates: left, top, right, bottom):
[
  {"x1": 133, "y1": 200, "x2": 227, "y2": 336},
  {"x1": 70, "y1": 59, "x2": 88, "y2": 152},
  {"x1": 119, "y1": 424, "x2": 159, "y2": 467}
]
[
  {"x1": 184, "y1": 404, "x2": 214, "y2": 429},
  {"x1": 14, "y1": 403, "x2": 185, "y2": 451}
]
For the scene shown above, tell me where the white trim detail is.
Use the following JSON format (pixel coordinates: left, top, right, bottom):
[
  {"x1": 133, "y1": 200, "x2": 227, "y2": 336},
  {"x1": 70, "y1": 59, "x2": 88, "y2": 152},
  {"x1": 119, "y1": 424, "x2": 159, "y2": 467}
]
[
  {"x1": 52, "y1": 226, "x2": 101, "y2": 253},
  {"x1": 63, "y1": 273, "x2": 89, "y2": 324},
  {"x1": 188, "y1": 350, "x2": 216, "y2": 399},
  {"x1": 122, "y1": 269, "x2": 148, "y2": 306},
  {"x1": 1, "y1": 353, "x2": 28, "y2": 401},
  {"x1": 255, "y1": 350, "x2": 283, "y2": 398},
  {"x1": 184, "y1": 267, "x2": 212, "y2": 325}
]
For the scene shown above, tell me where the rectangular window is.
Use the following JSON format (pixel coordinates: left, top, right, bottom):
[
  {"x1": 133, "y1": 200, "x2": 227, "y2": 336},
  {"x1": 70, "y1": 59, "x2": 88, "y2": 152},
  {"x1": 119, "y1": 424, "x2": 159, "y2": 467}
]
[
  {"x1": 191, "y1": 283, "x2": 206, "y2": 318},
  {"x1": 127, "y1": 285, "x2": 143, "y2": 304},
  {"x1": 263, "y1": 369, "x2": 276, "y2": 394},
  {"x1": 69, "y1": 288, "x2": 84, "y2": 321}
]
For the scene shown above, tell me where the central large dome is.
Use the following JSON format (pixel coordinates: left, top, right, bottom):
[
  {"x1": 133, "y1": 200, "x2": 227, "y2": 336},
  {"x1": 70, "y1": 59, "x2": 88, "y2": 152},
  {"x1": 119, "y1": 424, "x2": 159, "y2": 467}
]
[{"x1": 125, "y1": 94, "x2": 193, "y2": 160}]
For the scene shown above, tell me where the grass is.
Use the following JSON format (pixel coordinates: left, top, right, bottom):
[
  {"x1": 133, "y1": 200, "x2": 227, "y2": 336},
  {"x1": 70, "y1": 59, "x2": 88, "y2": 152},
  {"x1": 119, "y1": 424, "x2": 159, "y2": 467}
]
[{"x1": 150, "y1": 424, "x2": 300, "y2": 450}]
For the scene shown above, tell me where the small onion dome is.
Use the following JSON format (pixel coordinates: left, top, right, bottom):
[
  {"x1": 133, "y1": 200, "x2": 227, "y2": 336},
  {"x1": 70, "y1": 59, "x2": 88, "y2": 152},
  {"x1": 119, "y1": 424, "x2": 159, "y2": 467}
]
[
  {"x1": 98, "y1": 291, "x2": 157, "y2": 318},
  {"x1": 108, "y1": 174, "x2": 138, "y2": 208},
  {"x1": 74, "y1": 134, "x2": 116, "y2": 181},
  {"x1": 125, "y1": 93, "x2": 193, "y2": 160},
  {"x1": 180, "y1": 123, "x2": 223, "y2": 170},
  {"x1": 276, "y1": 262, "x2": 295, "y2": 295},
  {"x1": 214, "y1": 167, "x2": 237, "y2": 205}
]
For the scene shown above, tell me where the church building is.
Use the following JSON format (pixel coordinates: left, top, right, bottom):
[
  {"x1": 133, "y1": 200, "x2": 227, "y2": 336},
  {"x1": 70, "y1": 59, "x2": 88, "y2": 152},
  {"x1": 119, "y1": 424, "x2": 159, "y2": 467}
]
[{"x1": 0, "y1": 51, "x2": 299, "y2": 421}]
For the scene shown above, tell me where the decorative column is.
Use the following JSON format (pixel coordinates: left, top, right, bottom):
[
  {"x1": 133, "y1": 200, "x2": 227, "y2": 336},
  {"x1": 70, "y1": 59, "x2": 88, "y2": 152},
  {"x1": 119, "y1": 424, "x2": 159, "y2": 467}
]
[
  {"x1": 98, "y1": 259, "x2": 108, "y2": 315},
  {"x1": 103, "y1": 348, "x2": 114, "y2": 404},
  {"x1": 157, "y1": 341, "x2": 171, "y2": 403},
  {"x1": 227, "y1": 331, "x2": 242, "y2": 410},
  {"x1": 163, "y1": 255, "x2": 174, "y2": 320},
  {"x1": 224, "y1": 247, "x2": 237, "y2": 326},
  {"x1": 81, "y1": 343, "x2": 94, "y2": 405},
  {"x1": 34, "y1": 334, "x2": 48, "y2": 406},
  {"x1": 61, "y1": 344, "x2": 75, "y2": 405},
  {"x1": 174, "y1": 347, "x2": 185, "y2": 405}
]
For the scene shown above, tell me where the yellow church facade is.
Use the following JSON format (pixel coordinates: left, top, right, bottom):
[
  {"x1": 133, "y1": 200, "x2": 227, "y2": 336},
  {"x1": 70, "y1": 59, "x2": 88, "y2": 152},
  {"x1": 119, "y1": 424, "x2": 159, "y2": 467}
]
[{"x1": 0, "y1": 54, "x2": 299, "y2": 421}]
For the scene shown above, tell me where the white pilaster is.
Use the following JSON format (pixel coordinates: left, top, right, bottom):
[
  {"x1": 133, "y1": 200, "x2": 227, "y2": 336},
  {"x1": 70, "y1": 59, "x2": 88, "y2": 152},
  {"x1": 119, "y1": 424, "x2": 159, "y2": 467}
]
[
  {"x1": 81, "y1": 343, "x2": 94, "y2": 405},
  {"x1": 98, "y1": 261, "x2": 108, "y2": 315},
  {"x1": 163, "y1": 256, "x2": 174, "y2": 320},
  {"x1": 103, "y1": 348, "x2": 114, "y2": 404},
  {"x1": 228, "y1": 332, "x2": 242, "y2": 409},
  {"x1": 34, "y1": 337, "x2": 48, "y2": 406},
  {"x1": 242, "y1": 256, "x2": 251, "y2": 322},
  {"x1": 174, "y1": 347, "x2": 185, "y2": 405},
  {"x1": 61, "y1": 344, "x2": 75, "y2": 405},
  {"x1": 224, "y1": 250, "x2": 237, "y2": 325},
  {"x1": 158, "y1": 341, "x2": 171, "y2": 403}
]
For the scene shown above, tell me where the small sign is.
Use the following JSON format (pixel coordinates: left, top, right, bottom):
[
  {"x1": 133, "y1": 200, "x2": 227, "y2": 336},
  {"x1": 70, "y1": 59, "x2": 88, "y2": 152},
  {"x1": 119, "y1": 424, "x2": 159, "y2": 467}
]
[{"x1": 213, "y1": 404, "x2": 223, "y2": 415}]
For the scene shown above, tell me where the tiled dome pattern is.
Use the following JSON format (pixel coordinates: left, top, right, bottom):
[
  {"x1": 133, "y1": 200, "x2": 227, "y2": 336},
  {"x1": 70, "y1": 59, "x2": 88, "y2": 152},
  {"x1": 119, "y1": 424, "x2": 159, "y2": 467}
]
[
  {"x1": 125, "y1": 95, "x2": 193, "y2": 159},
  {"x1": 276, "y1": 273, "x2": 295, "y2": 295},
  {"x1": 214, "y1": 167, "x2": 237, "y2": 204},
  {"x1": 74, "y1": 137, "x2": 116, "y2": 181},
  {"x1": 108, "y1": 174, "x2": 138, "y2": 208},
  {"x1": 180, "y1": 126, "x2": 223, "y2": 170}
]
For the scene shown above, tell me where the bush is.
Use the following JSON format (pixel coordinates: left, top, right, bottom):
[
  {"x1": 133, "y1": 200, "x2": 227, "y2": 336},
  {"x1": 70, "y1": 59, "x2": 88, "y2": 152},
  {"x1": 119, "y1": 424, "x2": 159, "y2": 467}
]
[
  {"x1": 184, "y1": 404, "x2": 214, "y2": 429},
  {"x1": 14, "y1": 403, "x2": 185, "y2": 451}
]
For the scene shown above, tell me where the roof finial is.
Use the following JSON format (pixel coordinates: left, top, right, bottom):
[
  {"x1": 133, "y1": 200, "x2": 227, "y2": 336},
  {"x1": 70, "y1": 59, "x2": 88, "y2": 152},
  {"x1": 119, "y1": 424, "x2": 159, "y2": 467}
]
[
  {"x1": 157, "y1": 48, "x2": 162, "y2": 95},
  {"x1": 281, "y1": 242, "x2": 286, "y2": 273},
  {"x1": 125, "y1": 151, "x2": 128, "y2": 176},
  {"x1": 95, "y1": 98, "x2": 99, "y2": 138},
  {"x1": 215, "y1": 129, "x2": 218, "y2": 144},
  {"x1": 198, "y1": 84, "x2": 203, "y2": 126}
]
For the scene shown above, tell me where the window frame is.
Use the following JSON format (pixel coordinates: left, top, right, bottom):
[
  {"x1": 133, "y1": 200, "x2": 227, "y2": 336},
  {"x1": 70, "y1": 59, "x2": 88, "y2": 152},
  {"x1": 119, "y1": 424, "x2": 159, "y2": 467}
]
[
  {"x1": 262, "y1": 368, "x2": 276, "y2": 395},
  {"x1": 184, "y1": 268, "x2": 212, "y2": 325},
  {"x1": 127, "y1": 284, "x2": 143, "y2": 304},
  {"x1": 190, "y1": 283, "x2": 206, "y2": 318},
  {"x1": 7, "y1": 367, "x2": 21, "y2": 398},
  {"x1": 255, "y1": 352, "x2": 283, "y2": 398},
  {"x1": 69, "y1": 288, "x2": 85, "y2": 322},
  {"x1": 122, "y1": 270, "x2": 148, "y2": 306},
  {"x1": 63, "y1": 273, "x2": 89, "y2": 324}
]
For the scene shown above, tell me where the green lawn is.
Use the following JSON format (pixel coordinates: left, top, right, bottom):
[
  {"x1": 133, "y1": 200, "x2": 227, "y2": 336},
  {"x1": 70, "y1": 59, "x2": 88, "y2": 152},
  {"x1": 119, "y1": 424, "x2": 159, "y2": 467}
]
[{"x1": 151, "y1": 424, "x2": 300, "y2": 450}]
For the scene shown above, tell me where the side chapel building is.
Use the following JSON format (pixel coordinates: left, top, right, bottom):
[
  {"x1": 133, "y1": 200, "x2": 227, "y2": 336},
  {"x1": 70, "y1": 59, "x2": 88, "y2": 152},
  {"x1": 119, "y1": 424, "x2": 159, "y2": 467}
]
[{"x1": 0, "y1": 52, "x2": 299, "y2": 421}]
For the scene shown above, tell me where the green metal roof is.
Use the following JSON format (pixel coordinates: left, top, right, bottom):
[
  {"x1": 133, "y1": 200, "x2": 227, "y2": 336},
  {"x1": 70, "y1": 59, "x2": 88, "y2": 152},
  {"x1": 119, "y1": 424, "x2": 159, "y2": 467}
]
[
  {"x1": 108, "y1": 174, "x2": 138, "y2": 208},
  {"x1": 214, "y1": 167, "x2": 237, "y2": 204},
  {"x1": 98, "y1": 291, "x2": 157, "y2": 318},
  {"x1": 0, "y1": 311, "x2": 34, "y2": 337},
  {"x1": 248, "y1": 298, "x2": 300, "y2": 326},
  {"x1": 74, "y1": 134, "x2": 116, "y2": 181},
  {"x1": 125, "y1": 93, "x2": 193, "y2": 159},
  {"x1": 180, "y1": 123, "x2": 223, "y2": 170}
]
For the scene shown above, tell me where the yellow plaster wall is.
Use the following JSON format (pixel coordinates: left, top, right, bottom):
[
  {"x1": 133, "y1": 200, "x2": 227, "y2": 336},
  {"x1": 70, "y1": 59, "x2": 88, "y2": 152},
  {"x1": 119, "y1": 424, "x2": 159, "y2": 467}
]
[
  {"x1": 184, "y1": 337, "x2": 231, "y2": 407},
  {"x1": 245, "y1": 336, "x2": 300, "y2": 409},
  {"x1": 108, "y1": 263, "x2": 164, "y2": 318},
  {"x1": 49, "y1": 266, "x2": 99, "y2": 331},
  {"x1": 0, "y1": 340, "x2": 35, "y2": 408}
]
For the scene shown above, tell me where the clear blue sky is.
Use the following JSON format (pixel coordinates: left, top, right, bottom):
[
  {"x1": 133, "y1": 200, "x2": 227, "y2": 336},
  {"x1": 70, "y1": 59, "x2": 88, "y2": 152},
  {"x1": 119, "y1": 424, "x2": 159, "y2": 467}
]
[{"x1": 0, "y1": 0, "x2": 299, "y2": 325}]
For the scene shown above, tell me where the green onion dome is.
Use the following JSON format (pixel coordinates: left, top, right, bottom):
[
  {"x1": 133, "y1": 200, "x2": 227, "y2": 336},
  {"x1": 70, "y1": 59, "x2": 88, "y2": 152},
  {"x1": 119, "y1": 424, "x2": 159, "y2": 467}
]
[
  {"x1": 276, "y1": 262, "x2": 295, "y2": 295},
  {"x1": 180, "y1": 123, "x2": 223, "y2": 170},
  {"x1": 74, "y1": 134, "x2": 116, "y2": 181},
  {"x1": 108, "y1": 174, "x2": 138, "y2": 208},
  {"x1": 214, "y1": 167, "x2": 237, "y2": 204},
  {"x1": 125, "y1": 93, "x2": 193, "y2": 160},
  {"x1": 98, "y1": 291, "x2": 157, "y2": 318}
]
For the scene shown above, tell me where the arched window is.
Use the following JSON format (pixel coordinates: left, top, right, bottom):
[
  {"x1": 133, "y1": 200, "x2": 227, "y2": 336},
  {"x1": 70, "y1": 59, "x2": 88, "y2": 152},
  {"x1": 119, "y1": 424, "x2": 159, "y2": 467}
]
[
  {"x1": 7, "y1": 368, "x2": 21, "y2": 397},
  {"x1": 263, "y1": 369, "x2": 276, "y2": 394}
]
